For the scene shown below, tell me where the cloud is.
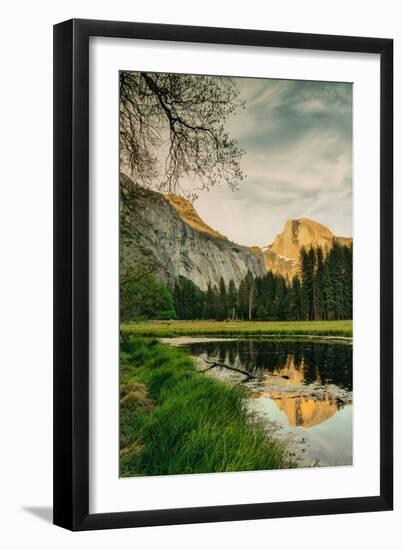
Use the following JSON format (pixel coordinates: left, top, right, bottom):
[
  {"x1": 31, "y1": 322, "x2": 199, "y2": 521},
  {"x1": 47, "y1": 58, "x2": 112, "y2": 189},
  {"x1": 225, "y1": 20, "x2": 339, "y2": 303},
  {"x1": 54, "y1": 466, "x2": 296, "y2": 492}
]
[
  {"x1": 300, "y1": 98, "x2": 327, "y2": 113},
  {"x1": 194, "y1": 77, "x2": 352, "y2": 246}
]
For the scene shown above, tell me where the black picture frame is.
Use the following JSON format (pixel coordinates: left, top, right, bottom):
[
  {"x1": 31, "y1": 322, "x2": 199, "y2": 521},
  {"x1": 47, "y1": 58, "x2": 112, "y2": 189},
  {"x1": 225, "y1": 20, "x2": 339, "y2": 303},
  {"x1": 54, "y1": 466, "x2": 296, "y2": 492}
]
[{"x1": 53, "y1": 18, "x2": 393, "y2": 531}]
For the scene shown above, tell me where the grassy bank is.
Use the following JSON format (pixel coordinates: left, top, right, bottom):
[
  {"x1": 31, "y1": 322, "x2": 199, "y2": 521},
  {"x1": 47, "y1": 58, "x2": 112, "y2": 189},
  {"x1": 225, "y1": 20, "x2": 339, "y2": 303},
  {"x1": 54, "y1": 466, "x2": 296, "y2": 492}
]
[
  {"x1": 121, "y1": 319, "x2": 353, "y2": 338},
  {"x1": 120, "y1": 338, "x2": 292, "y2": 476}
]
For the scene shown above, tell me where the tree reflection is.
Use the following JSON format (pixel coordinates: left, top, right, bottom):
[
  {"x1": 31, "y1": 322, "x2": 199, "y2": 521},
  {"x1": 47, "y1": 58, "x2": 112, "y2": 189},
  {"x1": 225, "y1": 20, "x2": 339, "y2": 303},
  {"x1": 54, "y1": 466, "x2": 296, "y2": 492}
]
[{"x1": 186, "y1": 339, "x2": 352, "y2": 391}]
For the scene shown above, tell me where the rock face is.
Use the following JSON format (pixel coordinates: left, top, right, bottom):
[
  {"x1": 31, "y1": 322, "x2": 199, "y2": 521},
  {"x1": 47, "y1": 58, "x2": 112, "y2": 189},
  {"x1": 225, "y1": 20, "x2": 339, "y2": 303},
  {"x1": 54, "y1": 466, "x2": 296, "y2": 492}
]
[
  {"x1": 263, "y1": 218, "x2": 352, "y2": 279},
  {"x1": 121, "y1": 174, "x2": 266, "y2": 290},
  {"x1": 164, "y1": 193, "x2": 225, "y2": 240},
  {"x1": 272, "y1": 218, "x2": 334, "y2": 260},
  {"x1": 263, "y1": 249, "x2": 297, "y2": 280},
  {"x1": 121, "y1": 174, "x2": 352, "y2": 289}
]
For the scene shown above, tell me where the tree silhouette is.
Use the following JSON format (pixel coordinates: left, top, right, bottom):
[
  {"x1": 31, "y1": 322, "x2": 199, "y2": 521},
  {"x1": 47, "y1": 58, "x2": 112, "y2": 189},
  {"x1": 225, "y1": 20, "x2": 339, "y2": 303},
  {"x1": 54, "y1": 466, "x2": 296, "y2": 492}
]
[{"x1": 120, "y1": 71, "x2": 245, "y2": 199}]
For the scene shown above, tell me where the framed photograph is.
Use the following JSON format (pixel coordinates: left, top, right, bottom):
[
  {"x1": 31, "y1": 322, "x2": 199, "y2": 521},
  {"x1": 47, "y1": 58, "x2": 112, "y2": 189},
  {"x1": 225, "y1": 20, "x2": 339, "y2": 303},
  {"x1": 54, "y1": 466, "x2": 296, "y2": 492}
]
[{"x1": 53, "y1": 19, "x2": 393, "y2": 530}]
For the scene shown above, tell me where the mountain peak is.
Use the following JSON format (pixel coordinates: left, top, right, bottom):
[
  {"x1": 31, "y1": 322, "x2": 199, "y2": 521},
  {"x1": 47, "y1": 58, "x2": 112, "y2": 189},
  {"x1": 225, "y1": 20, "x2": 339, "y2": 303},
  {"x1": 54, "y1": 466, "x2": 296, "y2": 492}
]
[
  {"x1": 271, "y1": 218, "x2": 339, "y2": 261},
  {"x1": 263, "y1": 217, "x2": 352, "y2": 278},
  {"x1": 285, "y1": 217, "x2": 333, "y2": 235},
  {"x1": 164, "y1": 194, "x2": 226, "y2": 240}
]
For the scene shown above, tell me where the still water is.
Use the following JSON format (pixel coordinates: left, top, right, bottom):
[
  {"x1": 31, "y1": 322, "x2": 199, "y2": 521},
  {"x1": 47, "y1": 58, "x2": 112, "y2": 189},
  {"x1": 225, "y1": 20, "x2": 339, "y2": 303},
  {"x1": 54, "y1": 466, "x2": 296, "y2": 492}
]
[{"x1": 175, "y1": 338, "x2": 353, "y2": 468}]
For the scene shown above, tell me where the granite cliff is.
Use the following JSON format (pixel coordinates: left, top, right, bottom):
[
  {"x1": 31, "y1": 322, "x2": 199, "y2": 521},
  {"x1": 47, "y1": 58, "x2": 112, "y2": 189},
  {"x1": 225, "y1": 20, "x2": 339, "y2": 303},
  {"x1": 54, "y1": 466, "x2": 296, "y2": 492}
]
[
  {"x1": 121, "y1": 174, "x2": 266, "y2": 290},
  {"x1": 121, "y1": 174, "x2": 352, "y2": 288}
]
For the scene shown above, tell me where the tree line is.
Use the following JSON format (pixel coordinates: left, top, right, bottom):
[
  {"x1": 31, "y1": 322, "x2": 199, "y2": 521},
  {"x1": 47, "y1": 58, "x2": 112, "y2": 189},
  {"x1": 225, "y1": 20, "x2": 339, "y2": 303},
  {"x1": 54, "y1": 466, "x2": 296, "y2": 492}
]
[
  {"x1": 120, "y1": 242, "x2": 352, "y2": 322},
  {"x1": 173, "y1": 242, "x2": 352, "y2": 321}
]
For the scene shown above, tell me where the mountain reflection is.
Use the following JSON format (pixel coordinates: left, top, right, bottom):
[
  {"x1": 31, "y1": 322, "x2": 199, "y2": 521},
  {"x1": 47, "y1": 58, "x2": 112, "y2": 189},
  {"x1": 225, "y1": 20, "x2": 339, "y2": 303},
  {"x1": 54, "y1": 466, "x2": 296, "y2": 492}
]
[
  {"x1": 186, "y1": 339, "x2": 352, "y2": 429},
  {"x1": 264, "y1": 392, "x2": 339, "y2": 428},
  {"x1": 186, "y1": 339, "x2": 352, "y2": 391}
]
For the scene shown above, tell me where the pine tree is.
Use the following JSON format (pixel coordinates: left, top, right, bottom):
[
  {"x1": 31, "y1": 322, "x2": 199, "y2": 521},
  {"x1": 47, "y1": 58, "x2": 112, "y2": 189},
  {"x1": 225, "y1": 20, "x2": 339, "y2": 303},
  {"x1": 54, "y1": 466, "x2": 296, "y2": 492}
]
[
  {"x1": 299, "y1": 247, "x2": 313, "y2": 320},
  {"x1": 243, "y1": 271, "x2": 256, "y2": 321},
  {"x1": 323, "y1": 258, "x2": 336, "y2": 320},
  {"x1": 217, "y1": 277, "x2": 227, "y2": 320},
  {"x1": 288, "y1": 275, "x2": 302, "y2": 320},
  {"x1": 227, "y1": 279, "x2": 237, "y2": 320},
  {"x1": 203, "y1": 283, "x2": 216, "y2": 319},
  {"x1": 274, "y1": 276, "x2": 287, "y2": 320},
  {"x1": 308, "y1": 247, "x2": 317, "y2": 320},
  {"x1": 342, "y1": 244, "x2": 353, "y2": 319},
  {"x1": 315, "y1": 246, "x2": 325, "y2": 320},
  {"x1": 328, "y1": 242, "x2": 344, "y2": 319}
]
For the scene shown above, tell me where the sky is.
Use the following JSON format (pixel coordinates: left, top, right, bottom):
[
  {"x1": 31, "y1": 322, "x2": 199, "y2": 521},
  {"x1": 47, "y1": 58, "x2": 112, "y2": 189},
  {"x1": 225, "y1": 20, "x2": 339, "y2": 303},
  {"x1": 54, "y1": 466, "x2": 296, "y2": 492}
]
[{"x1": 194, "y1": 77, "x2": 353, "y2": 247}]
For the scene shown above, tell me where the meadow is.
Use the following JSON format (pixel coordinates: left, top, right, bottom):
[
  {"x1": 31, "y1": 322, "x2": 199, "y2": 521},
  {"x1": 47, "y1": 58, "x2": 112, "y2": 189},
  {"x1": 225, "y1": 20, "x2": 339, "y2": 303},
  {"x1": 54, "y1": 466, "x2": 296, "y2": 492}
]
[{"x1": 121, "y1": 319, "x2": 353, "y2": 338}]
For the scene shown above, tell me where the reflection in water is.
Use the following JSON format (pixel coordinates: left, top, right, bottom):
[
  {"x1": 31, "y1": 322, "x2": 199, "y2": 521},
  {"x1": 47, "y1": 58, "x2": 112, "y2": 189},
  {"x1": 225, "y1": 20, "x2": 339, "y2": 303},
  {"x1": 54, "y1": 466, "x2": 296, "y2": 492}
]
[
  {"x1": 252, "y1": 358, "x2": 351, "y2": 429},
  {"x1": 269, "y1": 394, "x2": 338, "y2": 428},
  {"x1": 183, "y1": 338, "x2": 353, "y2": 467},
  {"x1": 185, "y1": 339, "x2": 352, "y2": 391}
]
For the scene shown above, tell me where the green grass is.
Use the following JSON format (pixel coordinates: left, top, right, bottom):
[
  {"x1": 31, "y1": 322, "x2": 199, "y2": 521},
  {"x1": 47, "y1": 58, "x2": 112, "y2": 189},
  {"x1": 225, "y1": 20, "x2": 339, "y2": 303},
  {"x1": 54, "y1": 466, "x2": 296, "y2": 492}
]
[
  {"x1": 121, "y1": 319, "x2": 353, "y2": 338},
  {"x1": 120, "y1": 338, "x2": 292, "y2": 477}
]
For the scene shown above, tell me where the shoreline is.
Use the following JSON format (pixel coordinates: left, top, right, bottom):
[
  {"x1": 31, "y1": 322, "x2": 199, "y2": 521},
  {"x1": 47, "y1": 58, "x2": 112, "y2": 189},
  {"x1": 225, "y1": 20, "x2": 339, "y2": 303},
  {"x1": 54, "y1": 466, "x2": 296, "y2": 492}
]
[
  {"x1": 160, "y1": 334, "x2": 352, "y2": 346},
  {"x1": 120, "y1": 338, "x2": 295, "y2": 477}
]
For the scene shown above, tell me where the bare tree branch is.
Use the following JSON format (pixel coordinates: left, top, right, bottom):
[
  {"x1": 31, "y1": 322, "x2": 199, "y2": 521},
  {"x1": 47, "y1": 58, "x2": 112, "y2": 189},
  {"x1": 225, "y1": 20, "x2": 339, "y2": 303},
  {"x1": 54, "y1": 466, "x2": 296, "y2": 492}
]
[
  {"x1": 202, "y1": 358, "x2": 255, "y2": 381},
  {"x1": 120, "y1": 71, "x2": 245, "y2": 199}
]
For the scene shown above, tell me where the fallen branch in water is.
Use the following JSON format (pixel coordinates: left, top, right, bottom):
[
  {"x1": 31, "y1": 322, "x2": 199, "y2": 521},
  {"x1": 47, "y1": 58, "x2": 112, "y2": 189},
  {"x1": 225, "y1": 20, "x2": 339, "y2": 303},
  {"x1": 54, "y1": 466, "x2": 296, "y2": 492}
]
[{"x1": 201, "y1": 359, "x2": 255, "y2": 380}]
